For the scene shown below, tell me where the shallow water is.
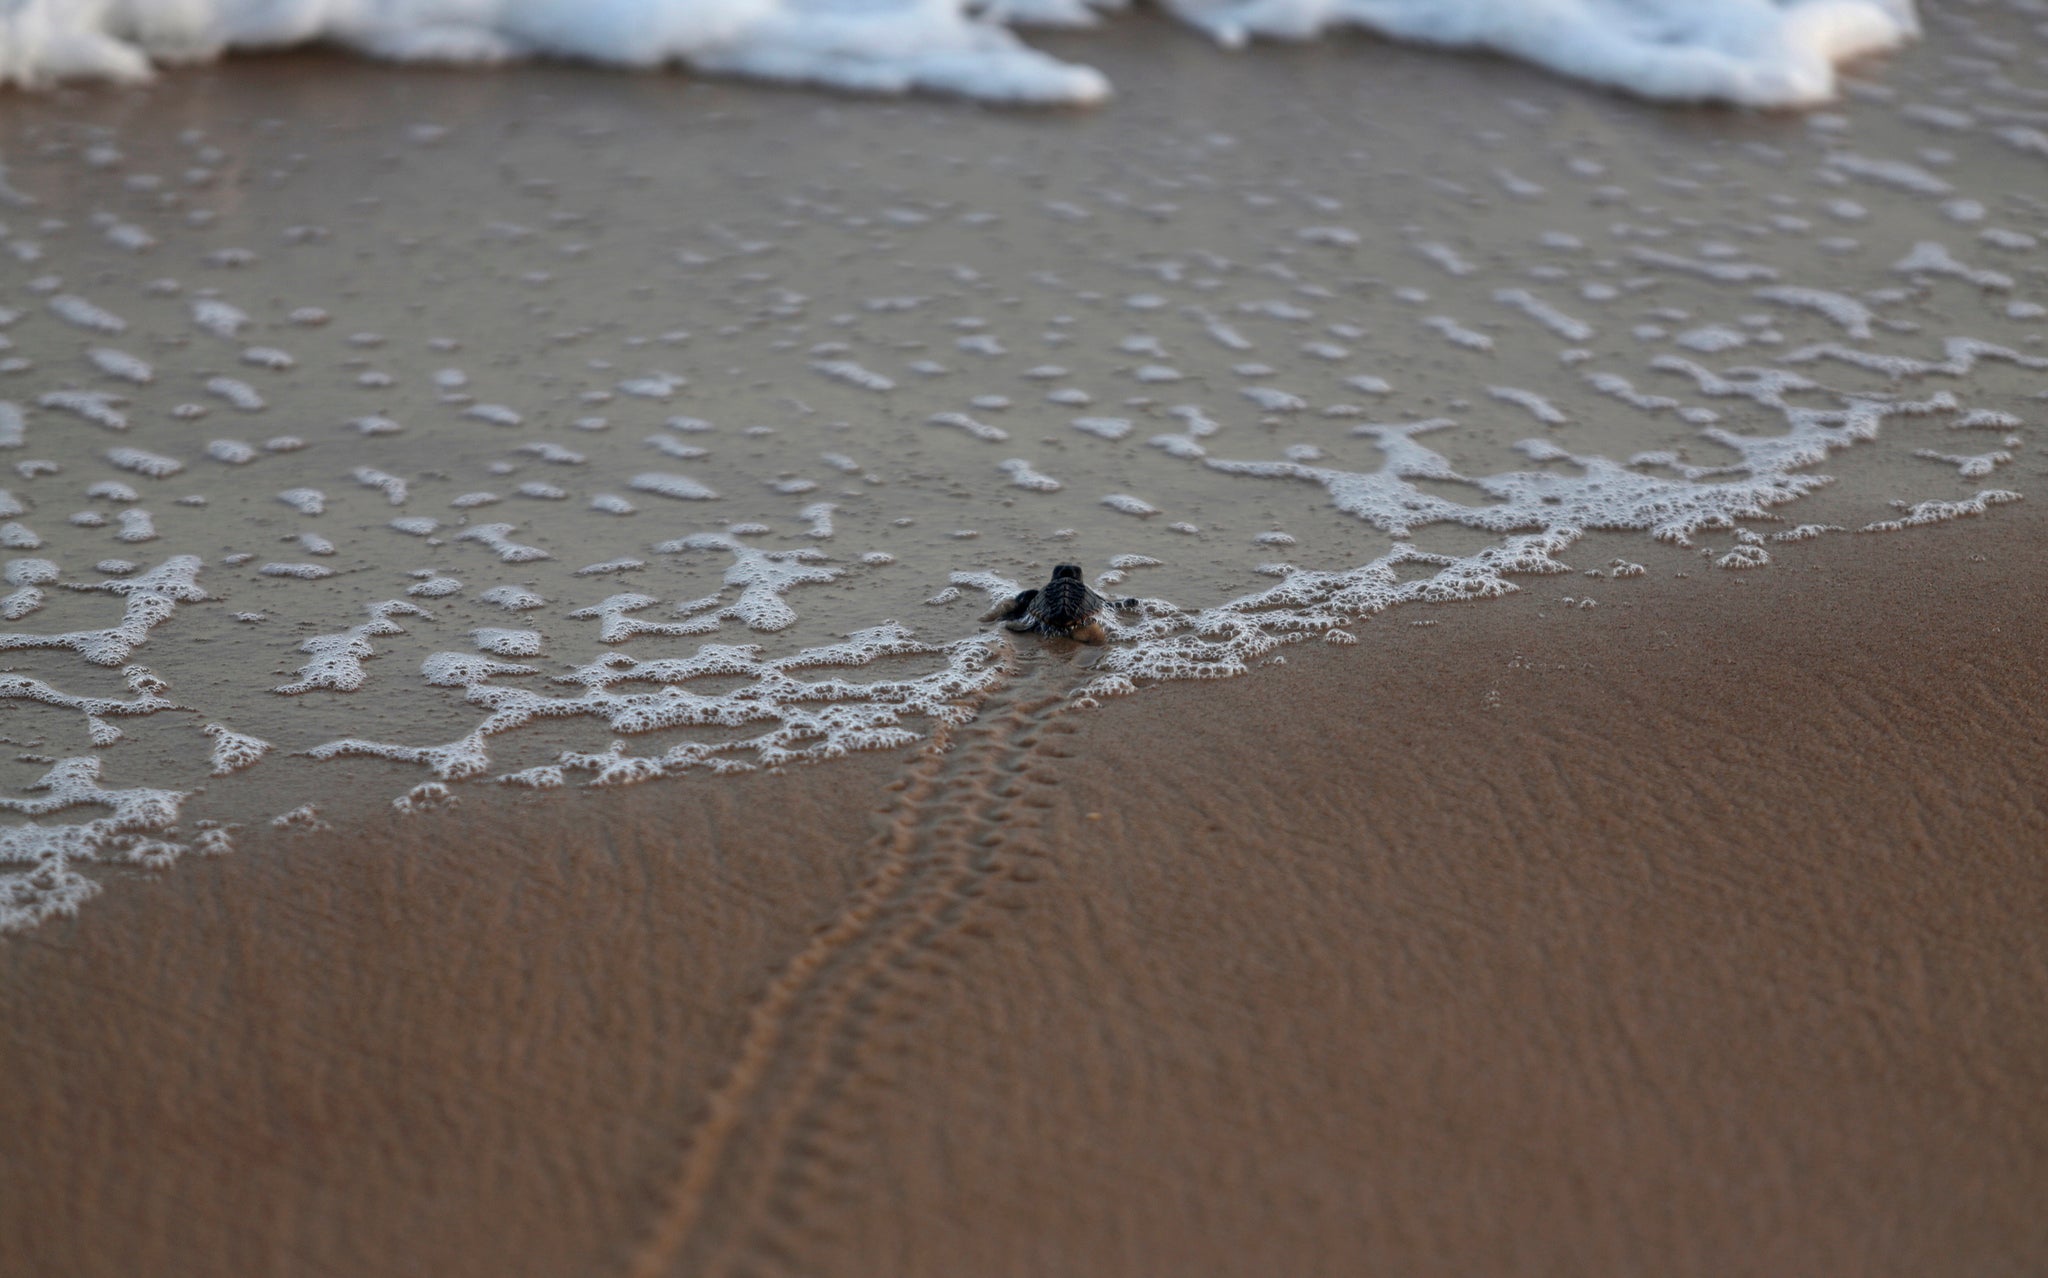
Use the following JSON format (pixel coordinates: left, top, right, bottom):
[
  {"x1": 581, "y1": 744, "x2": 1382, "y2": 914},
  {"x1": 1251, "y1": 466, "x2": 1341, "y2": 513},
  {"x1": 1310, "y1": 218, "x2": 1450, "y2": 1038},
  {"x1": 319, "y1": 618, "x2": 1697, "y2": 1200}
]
[{"x1": 2, "y1": 5, "x2": 2043, "y2": 928}]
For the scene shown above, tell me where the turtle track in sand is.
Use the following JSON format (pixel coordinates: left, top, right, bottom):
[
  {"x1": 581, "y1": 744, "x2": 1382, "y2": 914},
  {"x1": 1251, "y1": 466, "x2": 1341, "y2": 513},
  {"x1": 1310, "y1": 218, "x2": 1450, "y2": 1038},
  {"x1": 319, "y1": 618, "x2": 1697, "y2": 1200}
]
[{"x1": 627, "y1": 644, "x2": 1088, "y2": 1278}]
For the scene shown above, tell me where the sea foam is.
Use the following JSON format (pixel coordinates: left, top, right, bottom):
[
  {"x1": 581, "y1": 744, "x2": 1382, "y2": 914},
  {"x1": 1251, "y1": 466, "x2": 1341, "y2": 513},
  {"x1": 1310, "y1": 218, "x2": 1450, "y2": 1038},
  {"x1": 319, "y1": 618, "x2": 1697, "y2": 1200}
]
[{"x1": 0, "y1": 0, "x2": 1916, "y2": 106}]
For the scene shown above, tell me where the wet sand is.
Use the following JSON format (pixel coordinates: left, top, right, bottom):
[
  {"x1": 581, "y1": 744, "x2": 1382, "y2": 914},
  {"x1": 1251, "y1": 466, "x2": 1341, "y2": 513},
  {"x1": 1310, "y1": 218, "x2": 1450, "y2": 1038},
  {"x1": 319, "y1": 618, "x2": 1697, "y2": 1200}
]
[
  {"x1": 8, "y1": 4, "x2": 2048, "y2": 1274},
  {"x1": 6, "y1": 498, "x2": 2046, "y2": 1277}
]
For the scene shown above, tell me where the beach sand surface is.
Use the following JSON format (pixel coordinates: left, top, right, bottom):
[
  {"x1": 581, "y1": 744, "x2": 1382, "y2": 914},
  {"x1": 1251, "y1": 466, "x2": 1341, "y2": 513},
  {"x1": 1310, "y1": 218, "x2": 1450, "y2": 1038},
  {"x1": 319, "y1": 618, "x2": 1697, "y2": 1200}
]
[
  {"x1": 6, "y1": 502, "x2": 2046, "y2": 1277},
  {"x1": 6, "y1": 7, "x2": 2048, "y2": 1275}
]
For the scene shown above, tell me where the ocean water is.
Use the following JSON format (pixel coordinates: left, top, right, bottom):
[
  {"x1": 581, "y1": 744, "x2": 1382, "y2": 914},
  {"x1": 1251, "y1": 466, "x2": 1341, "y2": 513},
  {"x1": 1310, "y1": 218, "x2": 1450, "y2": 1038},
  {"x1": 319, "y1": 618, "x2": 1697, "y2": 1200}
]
[{"x1": 2, "y1": 1, "x2": 2041, "y2": 930}]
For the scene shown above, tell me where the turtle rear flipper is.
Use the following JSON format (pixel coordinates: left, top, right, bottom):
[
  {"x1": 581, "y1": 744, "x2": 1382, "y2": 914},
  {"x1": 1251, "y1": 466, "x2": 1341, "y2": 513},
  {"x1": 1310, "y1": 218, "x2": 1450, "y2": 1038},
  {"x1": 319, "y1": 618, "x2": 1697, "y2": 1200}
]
[
  {"x1": 1067, "y1": 620, "x2": 1109, "y2": 645},
  {"x1": 981, "y1": 588, "x2": 1038, "y2": 625}
]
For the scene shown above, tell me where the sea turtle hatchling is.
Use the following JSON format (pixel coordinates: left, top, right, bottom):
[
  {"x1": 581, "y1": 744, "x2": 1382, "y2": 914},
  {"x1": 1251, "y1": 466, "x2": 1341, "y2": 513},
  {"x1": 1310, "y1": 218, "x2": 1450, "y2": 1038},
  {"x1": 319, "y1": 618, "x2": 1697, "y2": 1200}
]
[{"x1": 981, "y1": 564, "x2": 1139, "y2": 645}]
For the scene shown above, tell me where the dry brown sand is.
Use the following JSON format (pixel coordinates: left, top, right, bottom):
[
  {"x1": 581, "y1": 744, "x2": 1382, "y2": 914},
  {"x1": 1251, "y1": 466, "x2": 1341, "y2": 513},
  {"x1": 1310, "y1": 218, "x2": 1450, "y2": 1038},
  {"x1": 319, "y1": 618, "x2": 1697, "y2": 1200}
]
[{"x1": 6, "y1": 497, "x2": 2046, "y2": 1277}]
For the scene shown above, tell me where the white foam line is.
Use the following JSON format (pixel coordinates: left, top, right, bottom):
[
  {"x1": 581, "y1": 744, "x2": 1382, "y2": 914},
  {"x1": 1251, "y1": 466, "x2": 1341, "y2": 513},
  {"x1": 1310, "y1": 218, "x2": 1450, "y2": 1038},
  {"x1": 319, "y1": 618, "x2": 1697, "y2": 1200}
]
[{"x1": 0, "y1": 0, "x2": 1916, "y2": 107}]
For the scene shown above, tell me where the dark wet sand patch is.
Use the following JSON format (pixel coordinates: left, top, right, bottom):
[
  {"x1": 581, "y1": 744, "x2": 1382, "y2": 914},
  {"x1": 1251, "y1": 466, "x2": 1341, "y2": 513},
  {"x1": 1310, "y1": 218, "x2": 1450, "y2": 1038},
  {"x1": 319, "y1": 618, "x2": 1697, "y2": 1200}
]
[{"x1": 6, "y1": 501, "x2": 2047, "y2": 1277}]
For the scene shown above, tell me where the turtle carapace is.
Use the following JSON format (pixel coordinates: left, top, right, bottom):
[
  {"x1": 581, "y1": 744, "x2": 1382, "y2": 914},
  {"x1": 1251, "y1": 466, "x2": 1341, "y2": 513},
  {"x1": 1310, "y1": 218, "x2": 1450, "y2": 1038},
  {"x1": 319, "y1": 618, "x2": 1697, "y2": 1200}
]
[{"x1": 981, "y1": 564, "x2": 1138, "y2": 645}]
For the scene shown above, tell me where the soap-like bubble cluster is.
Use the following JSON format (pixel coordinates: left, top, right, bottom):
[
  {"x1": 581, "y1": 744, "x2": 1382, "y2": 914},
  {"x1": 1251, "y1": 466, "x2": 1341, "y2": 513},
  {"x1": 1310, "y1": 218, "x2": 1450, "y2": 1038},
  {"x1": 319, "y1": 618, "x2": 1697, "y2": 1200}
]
[{"x1": 1, "y1": 756, "x2": 203, "y2": 931}]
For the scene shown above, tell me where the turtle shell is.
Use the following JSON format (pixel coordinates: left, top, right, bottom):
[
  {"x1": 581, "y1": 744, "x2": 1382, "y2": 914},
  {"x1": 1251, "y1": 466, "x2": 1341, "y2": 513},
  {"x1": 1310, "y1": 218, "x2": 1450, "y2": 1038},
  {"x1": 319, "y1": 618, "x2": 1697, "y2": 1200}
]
[{"x1": 1034, "y1": 574, "x2": 1098, "y2": 630}]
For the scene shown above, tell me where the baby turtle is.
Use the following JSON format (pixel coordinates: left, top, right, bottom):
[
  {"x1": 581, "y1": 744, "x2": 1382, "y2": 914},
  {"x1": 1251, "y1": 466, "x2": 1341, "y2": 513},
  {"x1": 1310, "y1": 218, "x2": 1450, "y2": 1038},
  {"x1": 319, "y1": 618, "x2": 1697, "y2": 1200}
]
[{"x1": 982, "y1": 564, "x2": 1138, "y2": 645}]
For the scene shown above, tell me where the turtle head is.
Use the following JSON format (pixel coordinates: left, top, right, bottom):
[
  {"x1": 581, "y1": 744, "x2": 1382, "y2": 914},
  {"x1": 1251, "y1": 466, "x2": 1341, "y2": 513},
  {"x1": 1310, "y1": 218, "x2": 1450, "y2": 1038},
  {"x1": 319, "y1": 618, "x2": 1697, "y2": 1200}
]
[{"x1": 1050, "y1": 564, "x2": 1082, "y2": 581}]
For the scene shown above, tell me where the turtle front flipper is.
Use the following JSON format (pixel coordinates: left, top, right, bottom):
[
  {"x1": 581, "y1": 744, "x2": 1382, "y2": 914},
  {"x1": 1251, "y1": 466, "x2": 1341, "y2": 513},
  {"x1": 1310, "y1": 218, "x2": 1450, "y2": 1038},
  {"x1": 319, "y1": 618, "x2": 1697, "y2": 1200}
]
[{"x1": 981, "y1": 588, "x2": 1038, "y2": 625}]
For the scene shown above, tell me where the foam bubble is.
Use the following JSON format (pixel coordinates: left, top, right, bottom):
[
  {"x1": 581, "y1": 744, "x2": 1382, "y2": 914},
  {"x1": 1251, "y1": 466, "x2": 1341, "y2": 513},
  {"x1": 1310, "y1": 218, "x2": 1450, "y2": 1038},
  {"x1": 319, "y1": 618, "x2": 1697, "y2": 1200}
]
[
  {"x1": 1629, "y1": 248, "x2": 1779, "y2": 283},
  {"x1": 651, "y1": 533, "x2": 843, "y2": 633},
  {"x1": 478, "y1": 586, "x2": 546, "y2": 611},
  {"x1": 0, "y1": 555, "x2": 203, "y2": 666},
  {"x1": 205, "y1": 376, "x2": 266, "y2": 410},
  {"x1": 456, "y1": 523, "x2": 550, "y2": 563},
  {"x1": 391, "y1": 782, "x2": 459, "y2": 815},
  {"x1": 116, "y1": 510, "x2": 158, "y2": 543},
  {"x1": 49, "y1": 294, "x2": 127, "y2": 334},
  {"x1": 1825, "y1": 152, "x2": 1951, "y2": 195},
  {"x1": 276, "y1": 600, "x2": 430, "y2": 694},
  {"x1": 241, "y1": 346, "x2": 297, "y2": 370},
  {"x1": 629, "y1": 472, "x2": 720, "y2": 501},
  {"x1": 464, "y1": 403, "x2": 524, "y2": 426},
  {"x1": 1489, "y1": 387, "x2": 1569, "y2": 425},
  {"x1": 1102, "y1": 494, "x2": 1160, "y2": 517},
  {"x1": 1783, "y1": 336, "x2": 2048, "y2": 379},
  {"x1": 276, "y1": 487, "x2": 326, "y2": 515},
  {"x1": 1861, "y1": 489, "x2": 2022, "y2": 533},
  {"x1": 259, "y1": 561, "x2": 331, "y2": 579},
  {"x1": 106, "y1": 447, "x2": 182, "y2": 478},
  {"x1": 1073, "y1": 417, "x2": 1132, "y2": 441},
  {"x1": 1892, "y1": 240, "x2": 2013, "y2": 291},
  {"x1": 1675, "y1": 325, "x2": 1749, "y2": 353},
  {"x1": 1, "y1": 757, "x2": 193, "y2": 933},
  {"x1": 472, "y1": 628, "x2": 544, "y2": 657},
  {"x1": 89, "y1": 347, "x2": 154, "y2": 384},
  {"x1": 39, "y1": 390, "x2": 128, "y2": 431},
  {"x1": 314, "y1": 619, "x2": 1004, "y2": 787},
  {"x1": 811, "y1": 360, "x2": 895, "y2": 392},
  {"x1": 999, "y1": 459, "x2": 1063, "y2": 492},
  {"x1": 929, "y1": 412, "x2": 1008, "y2": 442},
  {"x1": 1494, "y1": 288, "x2": 1594, "y2": 342},
  {"x1": 575, "y1": 557, "x2": 645, "y2": 576},
  {"x1": 191, "y1": 299, "x2": 249, "y2": 337},
  {"x1": 202, "y1": 723, "x2": 271, "y2": 775},
  {"x1": 1423, "y1": 316, "x2": 1493, "y2": 351}
]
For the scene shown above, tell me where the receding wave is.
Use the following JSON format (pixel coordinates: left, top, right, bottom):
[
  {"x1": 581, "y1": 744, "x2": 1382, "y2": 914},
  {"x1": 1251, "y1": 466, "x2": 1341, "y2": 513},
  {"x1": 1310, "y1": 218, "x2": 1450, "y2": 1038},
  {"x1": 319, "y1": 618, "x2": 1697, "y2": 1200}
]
[{"x1": 1, "y1": 0, "x2": 1918, "y2": 105}]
